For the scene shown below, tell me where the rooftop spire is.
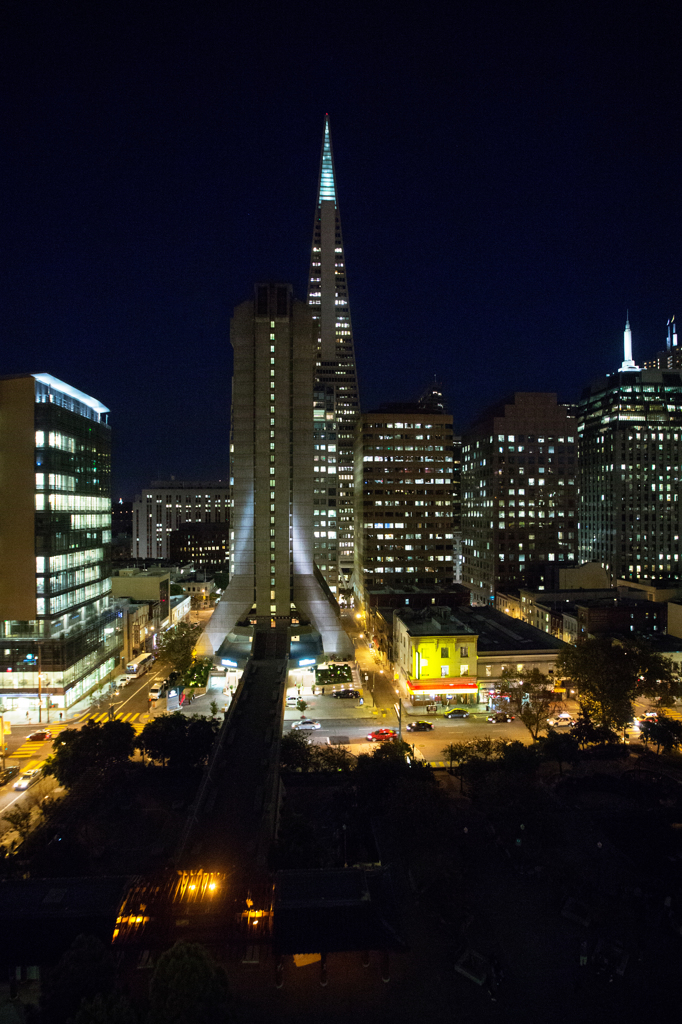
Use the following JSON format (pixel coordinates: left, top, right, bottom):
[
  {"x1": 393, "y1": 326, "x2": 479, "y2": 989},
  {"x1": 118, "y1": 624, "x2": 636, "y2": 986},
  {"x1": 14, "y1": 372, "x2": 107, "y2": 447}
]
[
  {"x1": 621, "y1": 312, "x2": 637, "y2": 371},
  {"x1": 318, "y1": 114, "x2": 337, "y2": 205}
]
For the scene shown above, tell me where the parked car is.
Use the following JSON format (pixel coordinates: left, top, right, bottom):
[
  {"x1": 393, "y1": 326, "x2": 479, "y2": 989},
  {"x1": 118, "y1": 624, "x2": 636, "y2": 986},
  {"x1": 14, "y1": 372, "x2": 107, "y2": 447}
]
[
  {"x1": 366, "y1": 728, "x2": 398, "y2": 742},
  {"x1": 443, "y1": 708, "x2": 470, "y2": 719},
  {"x1": 0, "y1": 767, "x2": 20, "y2": 787},
  {"x1": 546, "y1": 713, "x2": 575, "y2": 728},
  {"x1": 331, "y1": 688, "x2": 362, "y2": 699},
  {"x1": 13, "y1": 768, "x2": 42, "y2": 791},
  {"x1": 27, "y1": 730, "x2": 52, "y2": 742},
  {"x1": 292, "y1": 718, "x2": 321, "y2": 731},
  {"x1": 286, "y1": 694, "x2": 300, "y2": 707},
  {"x1": 406, "y1": 720, "x2": 434, "y2": 732},
  {"x1": 487, "y1": 712, "x2": 515, "y2": 723}
]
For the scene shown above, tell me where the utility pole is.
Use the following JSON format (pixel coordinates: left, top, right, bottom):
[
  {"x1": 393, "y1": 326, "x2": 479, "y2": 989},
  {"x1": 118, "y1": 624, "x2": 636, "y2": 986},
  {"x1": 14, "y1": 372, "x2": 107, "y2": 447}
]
[{"x1": 0, "y1": 716, "x2": 5, "y2": 769}]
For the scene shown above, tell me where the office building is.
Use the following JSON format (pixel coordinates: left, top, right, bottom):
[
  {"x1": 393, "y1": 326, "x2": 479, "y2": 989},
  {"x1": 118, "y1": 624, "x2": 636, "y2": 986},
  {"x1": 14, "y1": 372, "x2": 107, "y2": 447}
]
[
  {"x1": 132, "y1": 480, "x2": 229, "y2": 560},
  {"x1": 169, "y1": 520, "x2": 230, "y2": 572},
  {"x1": 578, "y1": 318, "x2": 682, "y2": 582},
  {"x1": 461, "y1": 393, "x2": 578, "y2": 600},
  {"x1": 643, "y1": 316, "x2": 682, "y2": 370},
  {"x1": 0, "y1": 374, "x2": 118, "y2": 709},
  {"x1": 353, "y1": 407, "x2": 458, "y2": 608},
  {"x1": 201, "y1": 283, "x2": 353, "y2": 661},
  {"x1": 307, "y1": 116, "x2": 360, "y2": 597}
]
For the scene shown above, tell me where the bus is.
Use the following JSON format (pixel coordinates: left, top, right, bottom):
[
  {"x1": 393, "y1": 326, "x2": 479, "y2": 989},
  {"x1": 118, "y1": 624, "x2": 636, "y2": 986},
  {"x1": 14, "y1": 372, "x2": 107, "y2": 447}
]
[{"x1": 126, "y1": 652, "x2": 154, "y2": 677}]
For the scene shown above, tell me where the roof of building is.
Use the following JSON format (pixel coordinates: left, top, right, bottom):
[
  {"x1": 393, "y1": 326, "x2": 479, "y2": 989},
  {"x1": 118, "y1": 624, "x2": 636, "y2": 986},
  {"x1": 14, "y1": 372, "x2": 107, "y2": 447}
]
[{"x1": 395, "y1": 605, "x2": 569, "y2": 653}]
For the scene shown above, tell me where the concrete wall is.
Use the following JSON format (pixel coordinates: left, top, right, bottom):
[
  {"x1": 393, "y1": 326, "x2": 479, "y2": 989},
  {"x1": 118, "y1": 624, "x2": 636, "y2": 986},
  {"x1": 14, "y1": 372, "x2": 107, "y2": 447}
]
[{"x1": 0, "y1": 377, "x2": 37, "y2": 620}]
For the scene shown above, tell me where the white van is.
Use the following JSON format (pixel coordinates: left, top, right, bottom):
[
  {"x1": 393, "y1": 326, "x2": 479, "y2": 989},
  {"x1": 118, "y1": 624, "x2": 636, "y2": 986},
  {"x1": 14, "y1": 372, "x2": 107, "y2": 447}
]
[{"x1": 149, "y1": 683, "x2": 162, "y2": 700}]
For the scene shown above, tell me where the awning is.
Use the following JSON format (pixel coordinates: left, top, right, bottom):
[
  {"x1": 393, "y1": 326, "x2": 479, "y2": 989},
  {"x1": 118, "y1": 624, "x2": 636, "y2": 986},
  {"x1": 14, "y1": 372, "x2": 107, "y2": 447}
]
[{"x1": 407, "y1": 676, "x2": 479, "y2": 696}]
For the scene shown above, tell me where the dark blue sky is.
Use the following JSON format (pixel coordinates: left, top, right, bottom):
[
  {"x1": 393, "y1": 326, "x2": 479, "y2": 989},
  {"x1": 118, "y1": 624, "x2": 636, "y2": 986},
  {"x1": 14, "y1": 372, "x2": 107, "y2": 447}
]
[{"x1": 2, "y1": 1, "x2": 682, "y2": 497}]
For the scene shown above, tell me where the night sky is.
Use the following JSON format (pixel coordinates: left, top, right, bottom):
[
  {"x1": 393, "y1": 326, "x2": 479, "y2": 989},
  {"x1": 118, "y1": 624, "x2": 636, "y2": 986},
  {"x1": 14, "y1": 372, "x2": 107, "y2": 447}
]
[{"x1": 3, "y1": 1, "x2": 682, "y2": 498}]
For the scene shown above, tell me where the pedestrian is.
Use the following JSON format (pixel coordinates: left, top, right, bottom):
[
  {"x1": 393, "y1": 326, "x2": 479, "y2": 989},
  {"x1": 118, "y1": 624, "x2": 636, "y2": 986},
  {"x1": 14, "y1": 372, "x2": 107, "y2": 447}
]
[
  {"x1": 59, "y1": 712, "x2": 63, "y2": 721},
  {"x1": 321, "y1": 686, "x2": 325, "y2": 696}
]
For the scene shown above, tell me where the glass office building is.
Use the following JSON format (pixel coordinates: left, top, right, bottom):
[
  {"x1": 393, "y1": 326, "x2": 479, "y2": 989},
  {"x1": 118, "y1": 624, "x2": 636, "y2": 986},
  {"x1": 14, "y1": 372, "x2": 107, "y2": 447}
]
[{"x1": 0, "y1": 374, "x2": 118, "y2": 709}]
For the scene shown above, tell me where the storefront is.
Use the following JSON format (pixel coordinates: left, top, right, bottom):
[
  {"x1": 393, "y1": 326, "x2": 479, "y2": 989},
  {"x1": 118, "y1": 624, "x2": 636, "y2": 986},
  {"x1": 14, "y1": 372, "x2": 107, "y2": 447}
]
[{"x1": 405, "y1": 676, "x2": 480, "y2": 707}]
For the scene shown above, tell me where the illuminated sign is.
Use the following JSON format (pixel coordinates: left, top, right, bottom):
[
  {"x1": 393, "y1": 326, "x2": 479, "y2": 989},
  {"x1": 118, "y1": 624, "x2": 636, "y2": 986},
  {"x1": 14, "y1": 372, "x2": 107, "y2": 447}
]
[
  {"x1": 221, "y1": 659, "x2": 238, "y2": 668},
  {"x1": 299, "y1": 658, "x2": 316, "y2": 667}
]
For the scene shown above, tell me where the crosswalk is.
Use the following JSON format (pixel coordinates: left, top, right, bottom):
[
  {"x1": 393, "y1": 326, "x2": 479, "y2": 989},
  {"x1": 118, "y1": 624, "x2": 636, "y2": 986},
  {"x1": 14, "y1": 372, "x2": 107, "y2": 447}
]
[
  {"x1": 82, "y1": 711, "x2": 141, "y2": 724},
  {"x1": 9, "y1": 711, "x2": 144, "y2": 760}
]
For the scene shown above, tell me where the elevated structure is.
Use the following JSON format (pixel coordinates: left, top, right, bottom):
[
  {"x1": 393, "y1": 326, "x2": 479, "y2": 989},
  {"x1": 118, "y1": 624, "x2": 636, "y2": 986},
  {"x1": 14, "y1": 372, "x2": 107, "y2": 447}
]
[
  {"x1": 307, "y1": 115, "x2": 360, "y2": 597},
  {"x1": 200, "y1": 283, "x2": 352, "y2": 661}
]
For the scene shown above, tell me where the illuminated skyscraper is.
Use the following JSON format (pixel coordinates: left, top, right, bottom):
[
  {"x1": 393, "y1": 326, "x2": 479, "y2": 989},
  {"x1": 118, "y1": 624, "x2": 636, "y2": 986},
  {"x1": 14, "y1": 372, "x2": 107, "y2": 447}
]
[
  {"x1": 578, "y1": 318, "x2": 682, "y2": 583},
  {"x1": 201, "y1": 283, "x2": 353, "y2": 661},
  {"x1": 307, "y1": 115, "x2": 360, "y2": 598},
  {"x1": 0, "y1": 374, "x2": 119, "y2": 709}
]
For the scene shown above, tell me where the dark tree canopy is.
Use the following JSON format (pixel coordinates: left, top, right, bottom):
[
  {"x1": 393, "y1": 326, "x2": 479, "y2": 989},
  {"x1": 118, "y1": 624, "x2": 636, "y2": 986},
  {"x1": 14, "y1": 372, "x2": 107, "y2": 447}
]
[
  {"x1": 41, "y1": 934, "x2": 117, "y2": 1024},
  {"x1": 499, "y1": 666, "x2": 560, "y2": 741},
  {"x1": 557, "y1": 636, "x2": 681, "y2": 728},
  {"x1": 148, "y1": 941, "x2": 231, "y2": 1024},
  {"x1": 44, "y1": 719, "x2": 136, "y2": 789},
  {"x1": 155, "y1": 621, "x2": 203, "y2": 675},
  {"x1": 137, "y1": 713, "x2": 219, "y2": 768}
]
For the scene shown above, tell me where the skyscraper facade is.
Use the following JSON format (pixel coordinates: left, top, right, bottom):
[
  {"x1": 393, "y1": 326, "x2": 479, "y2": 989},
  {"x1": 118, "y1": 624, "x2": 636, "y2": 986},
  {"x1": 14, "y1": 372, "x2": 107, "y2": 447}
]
[
  {"x1": 461, "y1": 393, "x2": 578, "y2": 600},
  {"x1": 202, "y1": 283, "x2": 352, "y2": 660},
  {"x1": 307, "y1": 116, "x2": 360, "y2": 598},
  {"x1": 578, "y1": 321, "x2": 682, "y2": 582},
  {"x1": 0, "y1": 374, "x2": 119, "y2": 709},
  {"x1": 354, "y1": 408, "x2": 458, "y2": 605}
]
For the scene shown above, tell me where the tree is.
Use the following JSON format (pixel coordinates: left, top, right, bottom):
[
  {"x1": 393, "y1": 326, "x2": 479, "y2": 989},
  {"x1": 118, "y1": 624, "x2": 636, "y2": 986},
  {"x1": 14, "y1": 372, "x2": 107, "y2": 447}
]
[
  {"x1": 496, "y1": 738, "x2": 541, "y2": 774},
  {"x1": 137, "y1": 713, "x2": 219, "y2": 768},
  {"x1": 570, "y1": 709, "x2": 617, "y2": 748},
  {"x1": 41, "y1": 934, "x2": 117, "y2": 1024},
  {"x1": 155, "y1": 622, "x2": 203, "y2": 675},
  {"x1": 640, "y1": 714, "x2": 682, "y2": 755},
  {"x1": 540, "y1": 729, "x2": 579, "y2": 774},
  {"x1": 148, "y1": 941, "x2": 231, "y2": 1024},
  {"x1": 279, "y1": 731, "x2": 315, "y2": 771},
  {"x1": 70, "y1": 992, "x2": 138, "y2": 1024},
  {"x1": 44, "y1": 719, "x2": 136, "y2": 789},
  {"x1": 4, "y1": 805, "x2": 33, "y2": 842},
  {"x1": 557, "y1": 636, "x2": 681, "y2": 729},
  {"x1": 499, "y1": 667, "x2": 560, "y2": 741}
]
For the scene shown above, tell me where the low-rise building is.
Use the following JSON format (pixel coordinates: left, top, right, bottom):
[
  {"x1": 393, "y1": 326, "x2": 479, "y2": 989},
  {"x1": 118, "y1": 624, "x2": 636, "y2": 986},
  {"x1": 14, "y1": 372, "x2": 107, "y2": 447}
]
[{"x1": 394, "y1": 605, "x2": 569, "y2": 706}]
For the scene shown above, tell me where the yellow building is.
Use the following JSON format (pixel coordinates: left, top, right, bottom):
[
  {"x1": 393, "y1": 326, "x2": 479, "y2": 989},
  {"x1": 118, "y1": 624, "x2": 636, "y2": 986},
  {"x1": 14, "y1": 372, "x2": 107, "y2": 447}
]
[{"x1": 393, "y1": 606, "x2": 479, "y2": 706}]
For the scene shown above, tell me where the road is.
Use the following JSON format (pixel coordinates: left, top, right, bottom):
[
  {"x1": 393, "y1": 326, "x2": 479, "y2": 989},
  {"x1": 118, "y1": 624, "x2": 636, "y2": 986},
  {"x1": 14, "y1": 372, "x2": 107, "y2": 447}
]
[{"x1": 0, "y1": 659, "x2": 171, "y2": 815}]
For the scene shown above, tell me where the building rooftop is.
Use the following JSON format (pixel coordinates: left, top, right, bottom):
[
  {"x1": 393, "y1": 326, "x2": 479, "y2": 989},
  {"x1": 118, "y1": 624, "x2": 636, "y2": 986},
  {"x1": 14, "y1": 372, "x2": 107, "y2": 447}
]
[{"x1": 396, "y1": 605, "x2": 569, "y2": 652}]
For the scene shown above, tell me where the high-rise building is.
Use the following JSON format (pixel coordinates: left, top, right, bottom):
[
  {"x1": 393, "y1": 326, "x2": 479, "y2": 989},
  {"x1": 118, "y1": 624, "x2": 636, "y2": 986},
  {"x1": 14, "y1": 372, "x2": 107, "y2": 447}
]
[
  {"x1": 0, "y1": 374, "x2": 119, "y2": 710},
  {"x1": 643, "y1": 316, "x2": 682, "y2": 370},
  {"x1": 132, "y1": 480, "x2": 230, "y2": 560},
  {"x1": 307, "y1": 115, "x2": 360, "y2": 598},
  {"x1": 461, "y1": 393, "x2": 578, "y2": 600},
  {"x1": 353, "y1": 407, "x2": 458, "y2": 607},
  {"x1": 578, "y1": 319, "x2": 682, "y2": 583},
  {"x1": 201, "y1": 283, "x2": 353, "y2": 661}
]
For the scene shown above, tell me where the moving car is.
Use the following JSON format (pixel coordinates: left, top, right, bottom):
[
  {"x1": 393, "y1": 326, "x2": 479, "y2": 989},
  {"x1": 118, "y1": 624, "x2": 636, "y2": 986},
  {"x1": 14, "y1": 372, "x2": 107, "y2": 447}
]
[
  {"x1": 367, "y1": 728, "x2": 398, "y2": 742},
  {"x1": 0, "y1": 767, "x2": 20, "y2": 787},
  {"x1": 27, "y1": 730, "x2": 52, "y2": 742},
  {"x1": 406, "y1": 720, "x2": 434, "y2": 732},
  {"x1": 331, "y1": 688, "x2": 362, "y2": 699},
  {"x1": 13, "y1": 768, "x2": 42, "y2": 791},
  {"x1": 292, "y1": 718, "x2": 321, "y2": 731},
  {"x1": 546, "y1": 713, "x2": 575, "y2": 728},
  {"x1": 444, "y1": 708, "x2": 470, "y2": 719},
  {"x1": 487, "y1": 712, "x2": 515, "y2": 723}
]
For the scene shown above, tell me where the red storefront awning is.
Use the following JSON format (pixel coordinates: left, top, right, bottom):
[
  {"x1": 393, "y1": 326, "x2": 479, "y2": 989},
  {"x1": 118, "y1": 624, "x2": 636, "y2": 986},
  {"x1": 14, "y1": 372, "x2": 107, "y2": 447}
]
[{"x1": 407, "y1": 676, "x2": 479, "y2": 695}]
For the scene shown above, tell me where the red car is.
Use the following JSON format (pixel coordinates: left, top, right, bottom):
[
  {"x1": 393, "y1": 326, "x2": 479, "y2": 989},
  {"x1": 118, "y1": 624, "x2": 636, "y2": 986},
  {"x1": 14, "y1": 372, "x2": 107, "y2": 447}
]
[
  {"x1": 27, "y1": 730, "x2": 52, "y2": 742},
  {"x1": 366, "y1": 728, "x2": 397, "y2": 742}
]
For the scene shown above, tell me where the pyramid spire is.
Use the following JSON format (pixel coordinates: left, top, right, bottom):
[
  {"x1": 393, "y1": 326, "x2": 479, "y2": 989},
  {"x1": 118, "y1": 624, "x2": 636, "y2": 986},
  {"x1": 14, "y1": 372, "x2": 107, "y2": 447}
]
[
  {"x1": 318, "y1": 114, "x2": 337, "y2": 204},
  {"x1": 306, "y1": 116, "x2": 360, "y2": 597}
]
